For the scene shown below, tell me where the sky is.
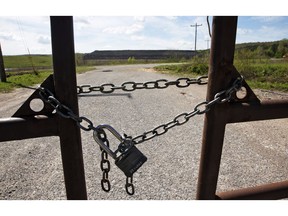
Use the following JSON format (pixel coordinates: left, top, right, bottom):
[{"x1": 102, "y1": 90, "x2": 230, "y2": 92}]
[{"x1": 1, "y1": 1, "x2": 288, "y2": 55}]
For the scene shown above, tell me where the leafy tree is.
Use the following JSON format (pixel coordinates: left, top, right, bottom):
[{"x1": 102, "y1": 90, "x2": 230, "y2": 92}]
[
  {"x1": 275, "y1": 39, "x2": 288, "y2": 58},
  {"x1": 256, "y1": 46, "x2": 265, "y2": 60}
]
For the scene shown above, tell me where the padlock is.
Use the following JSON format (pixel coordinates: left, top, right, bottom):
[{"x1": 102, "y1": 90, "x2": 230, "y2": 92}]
[
  {"x1": 115, "y1": 145, "x2": 147, "y2": 177},
  {"x1": 93, "y1": 124, "x2": 147, "y2": 177}
]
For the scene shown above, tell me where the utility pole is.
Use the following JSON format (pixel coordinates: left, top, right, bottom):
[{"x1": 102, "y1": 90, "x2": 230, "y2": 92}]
[
  {"x1": 0, "y1": 43, "x2": 6, "y2": 82},
  {"x1": 190, "y1": 23, "x2": 202, "y2": 52}
]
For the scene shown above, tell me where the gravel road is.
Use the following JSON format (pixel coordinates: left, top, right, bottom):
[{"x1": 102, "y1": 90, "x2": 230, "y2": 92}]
[{"x1": 0, "y1": 64, "x2": 287, "y2": 200}]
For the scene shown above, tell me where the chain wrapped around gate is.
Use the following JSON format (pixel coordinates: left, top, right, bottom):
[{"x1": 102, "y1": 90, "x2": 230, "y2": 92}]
[{"x1": 38, "y1": 75, "x2": 243, "y2": 195}]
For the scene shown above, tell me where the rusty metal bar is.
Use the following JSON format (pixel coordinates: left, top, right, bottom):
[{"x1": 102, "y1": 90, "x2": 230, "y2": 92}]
[
  {"x1": 216, "y1": 180, "x2": 288, "y2": 200},
  {"x1": 227, "y1": 99, "x2": 288, "y2": 123},
  {"x1": 0, "y1": 117, "x2": 58, "y2": 142},
  {"x1": 196, "y1": 16, "x2": 238, "y2": 200},
  {"x1": 50, "y1": 16, "x2": 87, "y2": 200},
  {"x1": 0, "y1": 43, "x2": 6, "y2": 82}
]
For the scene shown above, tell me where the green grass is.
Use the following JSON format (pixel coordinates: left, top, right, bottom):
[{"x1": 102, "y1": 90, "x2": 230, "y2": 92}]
[
  {"x1": 234, "y1": 60, "x2": 288, "y2": 92},
  {"x1": 0, "y1": 54, "x2": 96, "y2": 92},
  {"x1": 3, "y1": 55, "x2": 52, "y2": 68},
  {"x1": 154, "y1": 59, "x2": 288, "y2": 92},
  {"x1": 0, "y1": 71, "x2": 52, "y2": 92},
  {"x1": 0, "y1": 66, "x2": 95, "y2": 93},
  {"x1": 155, "y1": 63, "x2": 208, "y2": 77}
]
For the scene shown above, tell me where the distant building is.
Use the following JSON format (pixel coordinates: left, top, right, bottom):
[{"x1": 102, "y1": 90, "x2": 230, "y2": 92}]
[{"x1": 83, "y1": 50, "x2": 196, "y2": 60}]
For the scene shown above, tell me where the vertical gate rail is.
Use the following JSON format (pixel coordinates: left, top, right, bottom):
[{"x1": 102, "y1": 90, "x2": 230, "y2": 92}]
[
  {"x1": 0, "y1": 16, "x2": 87, "y2": 200},
  {"x1": 196, "y1": 16, "x2": 288, "y2": 200},
  {"x1": 0, "y1": 43, "x2": 7, "y2": 82},
  {"x1": 1, "y1": 16, "x2": 287, "y2": 200},
  {"x1": 50, "y1": 16, "x2": 87, "y2": 200}
]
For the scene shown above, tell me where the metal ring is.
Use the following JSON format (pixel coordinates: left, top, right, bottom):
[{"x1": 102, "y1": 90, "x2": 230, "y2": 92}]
[
  {"x1": 77, "y1": 116, "x2": 94, "y2": 131},
  {"x1": 101, "y1": 179, "x2": 111, "y2": 192},
  {"x1": 152, "y1": 124, "x2": 168, "y2": 136},
  {"x1": 197, "y1": 75, "x2": 209, "y2": 85},
  {"x1": 174, "y1": 113, "x2": 189, "y2": 125},
  {"x1": 155, "y1": 79, "x2": 169, "y2": 89},
  {"x1": 122, "y1": 82, "x2": 136, "y2": 91},
  {"x1": 100, "y1": 84, "x2": 115, "y2": 94},
  {"x1": 143, "y1": 81, "x2": 157, "y2": 89},
  {"x1": 125, "y1": 183, "x2": 135, "y2": 195},
  {"x1": 194, "y1": 102, "x2": 209, "y2": 114},
  {"x1": 78, "y1": 85, "x2": 92, "y2": 94},
  {"x1": 142, "y1": 130, "x2": 158, "y2": 142},
  {"x1": 176, "y1": 78, "x2": 190, "y2": 88},
  {"x1": 100, "y1": 159, "x2": 110, "y2": 172},
  {"x1": 125, "y1": 176, "x2": 135, "y2": 195}
]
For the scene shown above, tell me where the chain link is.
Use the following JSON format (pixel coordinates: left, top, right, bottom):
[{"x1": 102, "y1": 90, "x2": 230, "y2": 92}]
[
  {"x1": 77, "y1": 75, "x2": 208, "y2": 94},
  {"x1": 125, "y1": 176, "x2": 135, "y2": 195},
  {"x1": 131, "y1": 76, "x2": 243, "y2": 145}
]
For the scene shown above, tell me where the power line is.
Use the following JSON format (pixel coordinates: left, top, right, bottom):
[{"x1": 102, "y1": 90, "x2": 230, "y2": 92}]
[
  {"x1": 190, "y1": 23, "x2": 202, "y2": 52},
  {"x1": 16, "y1": 17, "x2": 37, "y2": 75}
]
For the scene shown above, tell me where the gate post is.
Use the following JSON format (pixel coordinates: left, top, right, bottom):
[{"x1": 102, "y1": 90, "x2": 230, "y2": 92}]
[
  {"x1": 196, "y1": 16, "x2": 238, "y2": 199},
  {"x1": 50, "y1": 16, "x2": 87, "y2": 200},
  {"x1": 0, "y1": 43, "x2": 7, "y2": 82}
]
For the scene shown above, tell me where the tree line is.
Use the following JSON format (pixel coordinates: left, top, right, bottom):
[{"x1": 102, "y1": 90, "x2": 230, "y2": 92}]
[{"x1": 234, "y1": 39, "x2": 288, "y2": 59}]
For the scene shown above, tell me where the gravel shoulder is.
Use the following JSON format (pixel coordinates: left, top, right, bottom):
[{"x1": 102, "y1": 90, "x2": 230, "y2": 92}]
[{"x1": 0, "y1": 64, "x2": 287, "y2": 200}]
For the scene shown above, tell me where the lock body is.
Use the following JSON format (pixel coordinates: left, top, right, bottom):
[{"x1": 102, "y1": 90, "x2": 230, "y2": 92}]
[{"x1": 115, "y1": 145, "x2": 147, "y2": 177}]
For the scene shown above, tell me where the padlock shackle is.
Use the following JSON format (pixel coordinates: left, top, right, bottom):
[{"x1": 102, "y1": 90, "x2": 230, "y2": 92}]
[{"x1": 93, "y1": 124, "x2": 125, "y2": 159}]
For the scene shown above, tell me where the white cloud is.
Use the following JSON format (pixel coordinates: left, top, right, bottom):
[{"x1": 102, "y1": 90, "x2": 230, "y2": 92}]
[
  {"x1": 0, "y1": 32, "x2": 21, "y2": 41},
  {"x1": 251, "y1": 16, "x2": 285, "y2": 23},
  {"x1": 237, "y1": 28, "x2": 253, "y2": 35},
  {"x1": 176, "y1": 40, "x2": 192, "y2": 49},
  {"x1": 38, "y1": 35, "x2": 50, "y2": 44},
  {"x1": 130, "y1": 35, "x2": 145, "y2": 40},
  {"x1": 133, "y1": 16, "x2": 145, "y2": 22},
  {"x1": 74, "y1": 17, "x2": 90, "y2": 25},
  {"x1": 103, "y1": 23, "x2": 144, "y2": 35}
]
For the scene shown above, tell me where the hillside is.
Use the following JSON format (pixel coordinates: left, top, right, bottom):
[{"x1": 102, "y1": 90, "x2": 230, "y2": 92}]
[
  {"x1": 2, "y1": 39, "x2": 288, "y2": 69},
  {"x1": 234, "y1": 39, "x2": 288, "y2": 58},
  {"x1": 83, "y1": 50, "x2": 196, "y2": 60}
]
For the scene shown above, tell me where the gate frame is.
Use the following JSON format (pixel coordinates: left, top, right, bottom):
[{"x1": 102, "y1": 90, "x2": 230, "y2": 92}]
[
  {"x1": 196, "y1": 16, "x2": 288, "y2": 200},
  {"x1": 0, "y1": 16, "x2": 287, "y2": 200},
  {"x1": 0, "y1": 16, "x2": 87, "y2": 200}
]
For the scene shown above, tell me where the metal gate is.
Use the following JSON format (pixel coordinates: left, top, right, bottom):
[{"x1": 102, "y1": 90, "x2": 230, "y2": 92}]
[{"x1": 0, "y1": 16, "x2": 287, "y2": 200}]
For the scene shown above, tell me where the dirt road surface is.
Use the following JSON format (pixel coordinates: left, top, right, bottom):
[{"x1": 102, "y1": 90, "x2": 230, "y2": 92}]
[{"x1": 0, "y1": 64, "x2": 287, "y2": 200}]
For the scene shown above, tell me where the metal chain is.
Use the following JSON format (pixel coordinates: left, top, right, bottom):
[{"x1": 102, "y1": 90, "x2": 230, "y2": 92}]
[
  {"x1": 38, "y1": 87, "x2": 96, "y2": 131},
  {"x1": 77, "y1": 75, "x2": 208, "y2": 94},
  {"x1": 38, "y1": 76, "x2": 243, "y2": 146},
  {"x1": 131, "y1": 76, "x2": 243, "y2": 145},
  {"x1": 37, "y1": 75, "x2": 243, "y2": 195},
  {"x1": 125, "y1": 176, "x2": 135, "y2": 195},
  {"x1": 97, "y1": 128, "x2": 111, "y2": 192}
]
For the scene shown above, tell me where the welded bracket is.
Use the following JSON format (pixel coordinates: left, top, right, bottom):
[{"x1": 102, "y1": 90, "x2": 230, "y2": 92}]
[
  {"x1": 223, "y1": 64, "x2": 260, "y2": 104},
  {"x1": 12, "y1": 74, "x2": 55, "y2": 118}
]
